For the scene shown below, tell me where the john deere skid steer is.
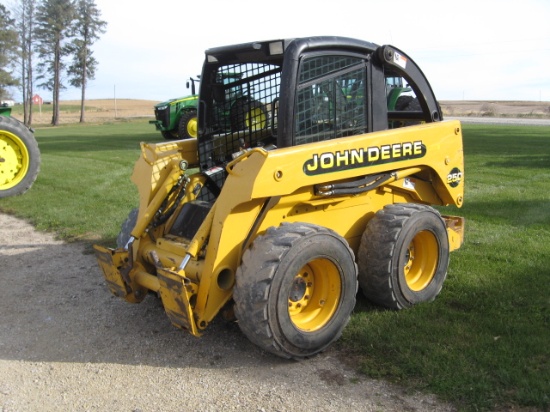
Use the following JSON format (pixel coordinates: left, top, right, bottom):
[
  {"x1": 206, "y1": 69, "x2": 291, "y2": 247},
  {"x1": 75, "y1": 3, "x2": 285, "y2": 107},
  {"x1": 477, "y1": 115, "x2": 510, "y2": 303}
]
[{"x1": 94, "y1": 36, "x2": 464, "y2": 359}]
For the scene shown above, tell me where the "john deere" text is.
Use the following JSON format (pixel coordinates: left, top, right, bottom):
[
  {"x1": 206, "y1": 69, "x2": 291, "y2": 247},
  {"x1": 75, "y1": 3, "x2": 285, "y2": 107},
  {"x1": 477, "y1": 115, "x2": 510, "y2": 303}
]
[{"x1": 303, "y1": 141, "x2": 425, "y2": 175}]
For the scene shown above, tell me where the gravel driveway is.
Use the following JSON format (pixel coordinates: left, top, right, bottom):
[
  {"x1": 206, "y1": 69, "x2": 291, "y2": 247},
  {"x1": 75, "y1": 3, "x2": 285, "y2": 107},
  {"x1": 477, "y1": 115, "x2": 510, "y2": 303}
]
[{"x1": 0, "y1": 212, "x2": 454, "y2": 411}]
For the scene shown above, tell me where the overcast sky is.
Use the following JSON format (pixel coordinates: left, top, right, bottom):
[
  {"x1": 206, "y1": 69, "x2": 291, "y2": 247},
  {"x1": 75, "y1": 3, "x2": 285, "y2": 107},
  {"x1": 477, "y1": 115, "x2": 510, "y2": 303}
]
[{"x1": 3, "y1": 0, "x2": 550, "y2": 102}]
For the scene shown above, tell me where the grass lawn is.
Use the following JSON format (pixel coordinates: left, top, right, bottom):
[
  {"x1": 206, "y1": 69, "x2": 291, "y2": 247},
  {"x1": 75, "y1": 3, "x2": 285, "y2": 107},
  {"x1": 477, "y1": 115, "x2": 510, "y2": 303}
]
[
  {"x1": 342, "y1": 124, "x2": 550, "y2": 411},
  {"x1": 0, "y1": 119, "x2": 162, "y2": 243},
  {"x1": 1, "y1": 120, "x2": 549, "y2": 411}
]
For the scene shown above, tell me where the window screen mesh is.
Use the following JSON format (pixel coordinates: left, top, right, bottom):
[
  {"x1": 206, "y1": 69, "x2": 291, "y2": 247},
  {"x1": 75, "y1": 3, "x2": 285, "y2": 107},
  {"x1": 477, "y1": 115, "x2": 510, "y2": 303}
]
[
  {"x1": 295, "y1": 56, "x2": 367, "y2": 145},
  {"x1": 197, "y1": 62, "x2": 281, "y2": 201},
  {"x1": 204, "y1": 63, "x2": 281, "y2": 167}
]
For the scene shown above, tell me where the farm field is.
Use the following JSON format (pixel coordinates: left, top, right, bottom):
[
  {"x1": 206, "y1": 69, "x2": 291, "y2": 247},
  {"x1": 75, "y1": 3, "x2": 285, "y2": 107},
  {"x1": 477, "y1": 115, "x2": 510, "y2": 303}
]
[
  {"x1": 0, "y1": 120, "x2": 549, "y2": 411},
  {"x1": 8, "y1": 99, "x2": 160, "y2": 125},
  {"x1": 5, "y1": 98, "x2": 550, "y2": 126},
  {"x1": 440, "y1": 100, "x2": 550, "y2": 118}
]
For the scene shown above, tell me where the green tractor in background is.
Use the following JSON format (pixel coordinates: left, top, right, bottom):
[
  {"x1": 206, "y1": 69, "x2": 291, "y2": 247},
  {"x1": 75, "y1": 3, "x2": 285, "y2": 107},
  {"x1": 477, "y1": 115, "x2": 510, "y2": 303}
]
[
  {"x1": 150, "y1": 75, "x2": 269, "y2": 140},
  {"x1": 149, "y1": 77, "x2": 200, "y2": 140},
  {"x1": 0, "y1": 105, "x2": 41, "y2": 198}
]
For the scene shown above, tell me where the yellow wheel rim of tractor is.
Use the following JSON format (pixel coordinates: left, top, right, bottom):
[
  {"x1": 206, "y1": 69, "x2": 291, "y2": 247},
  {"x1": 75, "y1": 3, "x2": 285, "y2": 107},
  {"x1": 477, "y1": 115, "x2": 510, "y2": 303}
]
[
  {"x1": 245, "y1": 107, "x2": 266, "y2": 130},
  {"x1": 404, "y1": 230, "x2": 438, "y2": 291},
  {"x1": 288, "y1": 258, "x2": 341, "y2": 332},
  {"x1": 0, "y1": 130, "x2": 30, "y2": 190},
  {"x1": 187, "y1": 116, "x2": 198, "y2": 138}
]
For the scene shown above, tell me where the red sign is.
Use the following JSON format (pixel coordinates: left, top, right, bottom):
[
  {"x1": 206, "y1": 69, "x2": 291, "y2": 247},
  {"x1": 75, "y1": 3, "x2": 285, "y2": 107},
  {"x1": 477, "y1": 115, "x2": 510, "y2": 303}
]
[{"x1": 32, "y1": 94, "x2": 43, "y2": 105}]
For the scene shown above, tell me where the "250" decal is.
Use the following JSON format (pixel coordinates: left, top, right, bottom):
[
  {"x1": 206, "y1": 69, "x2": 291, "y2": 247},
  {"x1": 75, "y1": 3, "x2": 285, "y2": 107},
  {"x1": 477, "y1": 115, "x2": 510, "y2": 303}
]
[{"x1": 447, "y1": 167, "x2": 463, "y2": 188}]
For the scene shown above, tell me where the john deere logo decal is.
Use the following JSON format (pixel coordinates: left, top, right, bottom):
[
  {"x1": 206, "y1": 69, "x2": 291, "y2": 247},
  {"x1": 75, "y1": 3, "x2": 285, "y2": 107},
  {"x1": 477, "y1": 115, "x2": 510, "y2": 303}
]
[
  {"x1": 303, "y1": 141, "x2": 426, "y2": 176},
  {"x1": 447, "y1": 167, "x2": 463, "y2": 188}
]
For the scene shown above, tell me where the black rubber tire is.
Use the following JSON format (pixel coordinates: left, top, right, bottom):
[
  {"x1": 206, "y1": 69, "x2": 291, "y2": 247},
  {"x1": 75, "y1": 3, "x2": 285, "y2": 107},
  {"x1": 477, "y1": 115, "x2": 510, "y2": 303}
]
[
  {"x1": 161, "y1": 130, "x2": 178, "y2": 140},
  {"x1": 358, "y1": 204, "x2": 449, "y2": 309},
  {"x1": 233, "y1": 222, "x2": 358, "y2": 359},
  {"x1": 230, "y1": 99, "x2": 268, "y2": 131},
  {"x1": 395, "y1": 95, "x2": 421, "y2": 112},
  {"x1": 178, "y1": 110, "x2": 198, "y2": 139},
  {"x1": 0, "y1": 116, "x2": 40, "y2": 198},
  {"x1": 116, "y1": 208, "x2": 138, "y2": 249}
]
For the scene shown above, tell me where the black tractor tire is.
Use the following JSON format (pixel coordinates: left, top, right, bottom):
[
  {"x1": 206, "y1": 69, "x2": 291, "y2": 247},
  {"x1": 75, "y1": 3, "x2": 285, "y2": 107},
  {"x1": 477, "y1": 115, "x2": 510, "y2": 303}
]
[
  {"x1": 230, "y1": 99, "x2": 268, "y2": 132},
  {"x1": 116, "y1": 208, "x2": 138, "y2": 249},
  {"x1": 161, "y1": 130, "x2": 178, "y2": 140},
  {"x1": 358, "y1": 204, "x2": 450, "y2": 309},
  {"x1": 395, "y1": 95, "x2": 421, "y2": 112},
  {"x1": 0, "y1": 115, "x2": 40, "y2": 198},
  {"x1": 178, "y1": 110, "x2": 198, "y2": 139},
  {"x1": 233, "y1": 222, "x2": 358, "y2": 359}
]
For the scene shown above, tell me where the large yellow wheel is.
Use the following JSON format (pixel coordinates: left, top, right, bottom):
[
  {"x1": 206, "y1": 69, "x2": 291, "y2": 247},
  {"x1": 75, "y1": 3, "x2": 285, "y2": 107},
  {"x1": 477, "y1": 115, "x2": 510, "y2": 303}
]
[
  {"x1": 244, "y1": 105, "x2": 267, "y2": 131},
  {"x1": 288, "y1": 258, "x2": 342, "y2": 332},
  {"x1": 0, "y1": 116, "x2": 40, "y2": 198},
  {"x1": 404, "y1": 231, "x2": 439, "y2": 291},
  {"x1": 230, "y1": 99, "x2": 268, "y2": 131},
  {"x1": 234, "y1": 223, "x2": 357, "y2": 359},
  {"x1": 358, "y1": 204, "x2": 449, "y2": 309}
]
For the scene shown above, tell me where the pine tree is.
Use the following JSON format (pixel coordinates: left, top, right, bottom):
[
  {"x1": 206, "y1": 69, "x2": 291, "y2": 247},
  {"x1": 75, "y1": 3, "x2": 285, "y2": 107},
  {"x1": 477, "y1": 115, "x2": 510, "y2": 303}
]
[
  {"x1": 0, "y1": 4, "x2": 20, "y2": 101},
  {"x1": 35, "y1": 0, "x2": 75, "y2": 125},
  {"x1": 14, "y1": 0, "x2": 37, "y2": 125},
  {"x1": 67, "y1": 0, "x2": 106, "y2": 123}
]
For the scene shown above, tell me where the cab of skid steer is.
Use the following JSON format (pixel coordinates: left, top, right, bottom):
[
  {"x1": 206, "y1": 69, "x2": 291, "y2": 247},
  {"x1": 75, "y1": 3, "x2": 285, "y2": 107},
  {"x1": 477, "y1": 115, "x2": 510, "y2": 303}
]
[{"x1": 194, "y1": 37, "x2": 442, "y2": 200}]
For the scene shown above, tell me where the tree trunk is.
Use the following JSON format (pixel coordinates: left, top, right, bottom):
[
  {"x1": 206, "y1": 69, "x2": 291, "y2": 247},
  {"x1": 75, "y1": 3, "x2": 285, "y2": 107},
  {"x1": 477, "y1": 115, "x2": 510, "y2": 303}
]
[
  {"x1": 27, "y1": 24, "x2": 34, "y2": 126},
  {"x1": 79, "y1": 60, "x2": 87, "y2": 123},
  {"x1": 21, "y1": 56, "x2": 29, "y2": 125},
  {"x1": 27, "y1": 75, "x2": 33, "y2": 125},
  {"x1": 51, "y1": 39, "x2": 61, "y2": 126},
  {"x1": 79, "y1": 83, "x2": 86, "y2": 123},
  {"x1": 17, "y1": 0, "x2": 36, "y2": 126}
]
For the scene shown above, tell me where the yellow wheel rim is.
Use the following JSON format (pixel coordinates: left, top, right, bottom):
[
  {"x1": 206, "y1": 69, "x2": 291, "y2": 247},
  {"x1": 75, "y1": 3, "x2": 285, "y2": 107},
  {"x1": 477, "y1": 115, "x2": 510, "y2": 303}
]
[
  {"x1": 288, "y1": 258, "x2": 341, "y2": 332},
  {"x1": 187, "y1": 116, "x2": 198, "y2": 138},
  {"x1": 245, "y1": 107, "x2": 266, "y2": 130},
  {"x1": 404, "y1": 231, "x2": 438, "y2": 291},
  {"x1": 0, "y1": 130, "x2": 30, "y2": 190}
]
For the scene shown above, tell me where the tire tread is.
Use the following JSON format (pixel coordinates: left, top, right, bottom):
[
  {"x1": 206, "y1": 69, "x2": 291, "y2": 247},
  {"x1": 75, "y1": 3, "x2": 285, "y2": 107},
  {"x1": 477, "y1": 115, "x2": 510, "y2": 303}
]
[
  {"x1": 358, "y1": 204, "x2": 447, "y2": 309},
  {"x1": 234, "y1": 222, "x2": 357, "y2": 359}
]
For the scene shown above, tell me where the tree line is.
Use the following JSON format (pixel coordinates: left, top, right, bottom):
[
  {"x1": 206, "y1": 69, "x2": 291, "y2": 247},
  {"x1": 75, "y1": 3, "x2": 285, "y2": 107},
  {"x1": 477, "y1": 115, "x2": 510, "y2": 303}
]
[{"x1": 0, "y1": 0, "x2": 106, "y2": 125}]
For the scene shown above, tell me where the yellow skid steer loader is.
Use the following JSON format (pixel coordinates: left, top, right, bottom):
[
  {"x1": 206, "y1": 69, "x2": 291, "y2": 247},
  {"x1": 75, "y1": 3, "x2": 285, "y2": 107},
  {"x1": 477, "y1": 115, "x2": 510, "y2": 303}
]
[{"x1": 94, "y1": 36, "x2": 464, "y2": 359}]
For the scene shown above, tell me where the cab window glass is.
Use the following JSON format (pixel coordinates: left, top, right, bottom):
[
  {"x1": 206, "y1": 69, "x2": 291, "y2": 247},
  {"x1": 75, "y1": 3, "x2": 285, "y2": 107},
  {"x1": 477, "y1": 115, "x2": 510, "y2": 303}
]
[{"x1": 295, "y1": 55, "x2": 367, "y2": 145}]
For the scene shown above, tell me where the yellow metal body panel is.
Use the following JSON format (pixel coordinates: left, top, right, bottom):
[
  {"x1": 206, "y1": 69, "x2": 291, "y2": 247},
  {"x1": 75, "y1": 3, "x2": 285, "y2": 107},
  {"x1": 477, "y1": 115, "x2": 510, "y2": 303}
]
[
  {"x1": 246, "y1": 121, "x2": 463, "y2": 205},
  {"x1": 95, "y1": 120, "x2": 464, "y2": 335}
]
